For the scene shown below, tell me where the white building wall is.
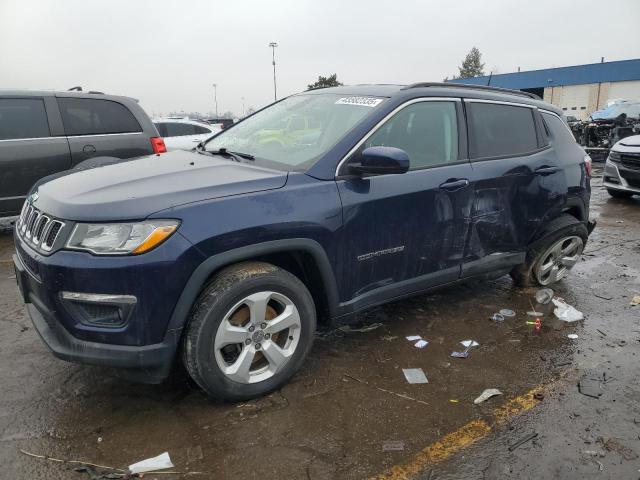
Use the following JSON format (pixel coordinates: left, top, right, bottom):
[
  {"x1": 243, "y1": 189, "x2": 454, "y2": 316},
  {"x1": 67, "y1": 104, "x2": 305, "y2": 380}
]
[{"x1": 543, "y1": 81, "x2": 640, "y2": 119}]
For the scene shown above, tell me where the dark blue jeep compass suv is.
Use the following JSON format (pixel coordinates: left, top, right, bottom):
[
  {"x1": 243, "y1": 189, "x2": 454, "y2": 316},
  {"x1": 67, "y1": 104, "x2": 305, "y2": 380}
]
[{"x1": 13, "y1": 83, "x2": 594, "y2": 400}]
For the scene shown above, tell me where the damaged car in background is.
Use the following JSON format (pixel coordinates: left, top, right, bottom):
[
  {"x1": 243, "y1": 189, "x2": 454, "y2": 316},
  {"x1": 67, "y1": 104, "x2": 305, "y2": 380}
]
[{"x1": 570, "y1": 100, "x2": 640, "y2": 158}]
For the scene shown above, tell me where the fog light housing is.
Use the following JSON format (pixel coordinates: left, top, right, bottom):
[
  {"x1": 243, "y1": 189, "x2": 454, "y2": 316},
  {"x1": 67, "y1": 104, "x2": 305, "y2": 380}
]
[{"x1": 60, "y1": 292, "x2": 136, "y2": 328}]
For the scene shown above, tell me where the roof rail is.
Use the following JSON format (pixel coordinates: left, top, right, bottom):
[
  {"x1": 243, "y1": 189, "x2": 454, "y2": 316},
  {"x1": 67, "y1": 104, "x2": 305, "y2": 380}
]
[{"x1": 402, "y1": 82, "x2": 540, "y2": 100}]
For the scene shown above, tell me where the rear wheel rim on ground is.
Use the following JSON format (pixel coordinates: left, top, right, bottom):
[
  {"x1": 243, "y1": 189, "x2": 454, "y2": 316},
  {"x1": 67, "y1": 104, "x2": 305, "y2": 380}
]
[
  {"x1": 213, "y1": 291, "x2": 302, "y2": 384},
  {"x1": 534, "y1": 235, "x2": 584, "y2": 285}
]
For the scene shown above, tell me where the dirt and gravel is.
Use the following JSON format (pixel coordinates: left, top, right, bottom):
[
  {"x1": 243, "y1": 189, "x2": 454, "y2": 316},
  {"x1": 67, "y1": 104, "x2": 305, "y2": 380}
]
[{"x1": 0, "y1": 165, "x2": 638, "y2": 479}]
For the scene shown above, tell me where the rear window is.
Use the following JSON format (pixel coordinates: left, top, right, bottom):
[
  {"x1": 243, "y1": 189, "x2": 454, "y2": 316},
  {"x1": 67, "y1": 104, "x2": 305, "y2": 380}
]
[
  {"x1": 542, "y1": 112, "x2": 577, "y2": 144},
  {"x1": 163, "y1": 122, "x2": 199, "y2": 137},
  {"x1": 193, "y1": 125, "x2": 211, "y2": 135},
  {"x1": 468, "y1": 102, "x2": 539, "y2": 159},
  {"x1": 0, "y1": 98, "x2": 50, "y2": 140},
  {"x1": 58, "y1": 98, "x2": 142, "y2": 136}
]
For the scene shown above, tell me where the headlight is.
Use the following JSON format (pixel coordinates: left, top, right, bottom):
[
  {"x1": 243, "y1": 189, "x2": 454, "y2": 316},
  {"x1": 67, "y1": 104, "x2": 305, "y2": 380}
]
[{"x1": 66, "y1": 220, "x2": 179, "y2": 255}]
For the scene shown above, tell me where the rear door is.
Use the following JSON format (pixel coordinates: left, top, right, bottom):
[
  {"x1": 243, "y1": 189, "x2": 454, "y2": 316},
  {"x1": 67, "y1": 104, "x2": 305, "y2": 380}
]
[
  {"x1": 57, "y1": 97, "x2": 151, "y2": 165},
  {"x1": 336, "y1": 99, "x2": 473, "y2": 307},
  {"x1": 0, "y1": 97, "x2": 71, "y2": 216},
  {"x1": 461, "y1": 99, "x2": 556, "y2": 277}
]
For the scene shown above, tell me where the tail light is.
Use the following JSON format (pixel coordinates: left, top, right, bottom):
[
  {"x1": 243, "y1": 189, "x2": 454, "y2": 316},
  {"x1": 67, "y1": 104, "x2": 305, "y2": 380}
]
[
  {"x1": 151, "y1": 137, "x2": 167, "y2": 154},
  {"x1": 584, "y1": 154, "x2": 592, "y2": 177}
]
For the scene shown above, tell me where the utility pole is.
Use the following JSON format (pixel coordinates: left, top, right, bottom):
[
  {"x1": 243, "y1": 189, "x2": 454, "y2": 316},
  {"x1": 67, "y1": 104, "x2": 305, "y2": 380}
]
[
  {"x1": 269, "y1": 42, "x2": 278, "y2": 101},
  {"x1": 212, "y1": 83, "x2": 218, "y2": 117}
]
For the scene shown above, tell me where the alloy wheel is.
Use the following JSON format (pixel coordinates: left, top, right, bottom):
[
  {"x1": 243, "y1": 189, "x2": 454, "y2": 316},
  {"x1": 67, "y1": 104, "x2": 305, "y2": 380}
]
[
  {"x1": 214, "y1": 291, "x2": 301, "y2": 384},
  {"x1": 534, "y1": 235, "x2": 584, "y2": 285}
]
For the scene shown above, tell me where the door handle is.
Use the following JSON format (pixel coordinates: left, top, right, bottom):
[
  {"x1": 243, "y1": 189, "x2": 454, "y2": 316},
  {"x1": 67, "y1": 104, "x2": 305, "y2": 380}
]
[
  {"x1": 534, "y1": 166, "x2": 560, "y2": 176},
  {"x1": 439, "y1": 178, "x2": 470, "y2": 191}
]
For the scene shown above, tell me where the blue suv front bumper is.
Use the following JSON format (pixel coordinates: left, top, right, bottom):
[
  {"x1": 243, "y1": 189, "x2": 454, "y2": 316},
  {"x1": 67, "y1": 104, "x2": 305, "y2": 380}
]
[{"x1": 13, "y1": 230, "x2": 203, "y2": 383}]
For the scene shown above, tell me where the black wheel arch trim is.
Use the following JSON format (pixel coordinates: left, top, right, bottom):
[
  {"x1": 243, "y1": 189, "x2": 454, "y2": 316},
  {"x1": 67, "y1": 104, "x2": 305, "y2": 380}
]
[{"x1": 165, "y1": 238, "x2": 340, "y2": 332}]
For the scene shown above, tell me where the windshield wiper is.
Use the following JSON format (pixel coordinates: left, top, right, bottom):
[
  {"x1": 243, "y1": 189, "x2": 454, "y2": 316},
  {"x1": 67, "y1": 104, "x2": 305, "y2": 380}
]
[{"x1": 206, "y1": 147, "x2": 255, "y2": 161}]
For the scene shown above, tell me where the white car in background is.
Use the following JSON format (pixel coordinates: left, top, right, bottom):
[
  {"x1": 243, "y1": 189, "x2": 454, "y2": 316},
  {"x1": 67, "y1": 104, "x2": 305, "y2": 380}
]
[
  {"x1": 603, "y1": 134, "x2": 640, "y2": 198},
  {"x1": 153, "y1": 118, "x2": 221, "y2": 151}
]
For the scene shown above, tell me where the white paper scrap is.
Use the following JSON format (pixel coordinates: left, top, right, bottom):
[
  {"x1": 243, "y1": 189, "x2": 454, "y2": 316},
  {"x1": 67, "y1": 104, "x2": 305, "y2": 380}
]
[
  {"x1": 402, "y1": 368, "x2": 428, "y2": 384},
  {"x1": 474, "y1": 388, "x2": 502, "y2": 404},
  {"x1": 129, "y1": 452, "x2": 174, "y2": 474},
  {"x1": 460, "y1": 340, "x2": 480, "y2": 348},
  {"x1": 414, "y1": 339, "x2": 429, "y2": 349},
  {"x1": 552, "y1": 299, "x2": 584, "y2": 322},
  {"x1": 406, "y1": 335, "x2": 422, "y2": 341},
  {"x1": 567, "y1": 334, "x2": 579, "y2": 339}
]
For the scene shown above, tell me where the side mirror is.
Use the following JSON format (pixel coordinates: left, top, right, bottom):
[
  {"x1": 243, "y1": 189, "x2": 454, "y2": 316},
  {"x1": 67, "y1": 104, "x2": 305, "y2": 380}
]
[{"x1": 348, "y1": 146, "x2": 410, "y2": 176}]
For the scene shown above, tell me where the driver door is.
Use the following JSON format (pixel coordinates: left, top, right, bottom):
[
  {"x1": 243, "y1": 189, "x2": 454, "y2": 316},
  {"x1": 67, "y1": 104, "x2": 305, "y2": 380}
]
[{"x1": 335, "y1": 99, "x2": 473, "y2": 308}]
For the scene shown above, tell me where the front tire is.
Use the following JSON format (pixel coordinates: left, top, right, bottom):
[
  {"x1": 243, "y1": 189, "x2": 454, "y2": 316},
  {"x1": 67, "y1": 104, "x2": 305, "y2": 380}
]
[
  {"x1": 606, "y1": 188, "x2": 633, "y2": 199},
  {"x1": 510, "y1": 215, "x2": 588, "y2": 287},
  {"x1": 183, "y1": 262, "x2": 316, "y2": 401}
]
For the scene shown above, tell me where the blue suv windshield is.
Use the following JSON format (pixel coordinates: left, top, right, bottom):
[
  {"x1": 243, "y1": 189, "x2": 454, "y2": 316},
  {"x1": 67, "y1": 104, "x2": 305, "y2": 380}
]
[{"x1": 204, "y1": 93, "x2": 386, "y2": 171}]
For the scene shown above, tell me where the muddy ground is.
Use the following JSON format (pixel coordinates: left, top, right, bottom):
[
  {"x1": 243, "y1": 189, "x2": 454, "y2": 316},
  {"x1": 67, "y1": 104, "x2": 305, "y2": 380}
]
[{"x1": 0, "y1": 165, "x2": 639, "y2": 479}]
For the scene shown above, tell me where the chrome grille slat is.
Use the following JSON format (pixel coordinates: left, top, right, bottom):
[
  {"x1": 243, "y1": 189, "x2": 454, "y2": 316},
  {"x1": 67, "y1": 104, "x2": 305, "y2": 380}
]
[{"x1": 17, "y1": 205, "x2": 65, "y2": 253}]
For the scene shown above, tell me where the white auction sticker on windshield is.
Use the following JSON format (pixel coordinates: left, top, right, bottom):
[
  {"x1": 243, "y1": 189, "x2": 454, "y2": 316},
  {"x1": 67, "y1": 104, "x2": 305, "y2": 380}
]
[{"x1": 335, "y1": 97, "x2": 383, "y2": 107}]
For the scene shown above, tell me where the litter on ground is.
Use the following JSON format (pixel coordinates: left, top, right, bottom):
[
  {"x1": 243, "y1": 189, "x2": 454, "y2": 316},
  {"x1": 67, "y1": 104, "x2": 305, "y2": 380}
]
[
  {"x1": 451, "y1": 340, "x2": 480, "y2": 359},
  {"x1": 128, "y1": 452, "x2": 174, "y2": 474},
  {"x1": 405, "y1": 335, "x2": 422, "y2": 341},
  {"x1": 414, "y1": 339, "x2": 429, "y2": 349},
  {"x1": 567, "y1": 334, "x2": 579, "y2": 339},
  {"x1": 490, "y1": 313, "x2": 505, "y2": 323},
  {"x1": 474, "y1": 388, "x2": 502, "y2": 404},
  {"x1": 402, "y1": 368, "x2": 429, "y2": 384},
  {"x1": 499, "y1": 309, "x2": 515, "y2": 317},
  {"x1": 552, "y1": 298, "x2": 584, "y2": 322},
  {"x1": 535, "y1": 288, "x2": 554, "y2": 305},
  {"x1": 630, "y1": 295, "x2": 640, "y2": 306}
]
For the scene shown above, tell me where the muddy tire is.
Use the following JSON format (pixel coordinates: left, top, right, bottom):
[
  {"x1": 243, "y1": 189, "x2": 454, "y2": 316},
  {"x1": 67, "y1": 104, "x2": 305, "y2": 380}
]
[
  {"x1": 182, "y1": 261, "x2": 316, "y2": 401},
  {"x1": 510, "y1": 215, "x2": 588, "y2": 287},
  {"x1": 606, "y1": 188, "x2": 633, "y2": 199}
]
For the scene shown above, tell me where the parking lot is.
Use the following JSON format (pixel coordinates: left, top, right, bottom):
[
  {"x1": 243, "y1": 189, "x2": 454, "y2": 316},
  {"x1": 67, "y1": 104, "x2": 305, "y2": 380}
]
[{"x1": 1, "y1": 165, "x2": 639, "y2": 479}]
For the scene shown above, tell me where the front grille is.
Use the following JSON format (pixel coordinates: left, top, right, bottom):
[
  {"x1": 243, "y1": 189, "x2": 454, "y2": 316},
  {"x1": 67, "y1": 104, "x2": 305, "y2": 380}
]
[
  {"x1": 621, "y1": 152, "x2": 640, "y2": 170},
  {"x1": 17, "y1": 203, "x2": 65, "y2": 253}
]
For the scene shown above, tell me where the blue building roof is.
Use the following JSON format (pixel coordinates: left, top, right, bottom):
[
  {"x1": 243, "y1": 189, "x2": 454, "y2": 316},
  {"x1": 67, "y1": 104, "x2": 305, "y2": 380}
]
[{"x1": 447, "y1": 59, "x2": 640, "y2": 89}]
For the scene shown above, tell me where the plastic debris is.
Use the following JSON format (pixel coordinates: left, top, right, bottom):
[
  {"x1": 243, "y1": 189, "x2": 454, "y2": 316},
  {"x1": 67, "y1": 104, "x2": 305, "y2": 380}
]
[
  {"x1": 499, "y1": 309, "x2": 515, "y2": 317},
  {"x1": 414, "y1": 339, "x2": 429, "y2": 349},
  {"x1": 578, "y1": 374, "x2": 603, "y2": 398},
  {"x1": 449, "y1": 399, "x2": 459, "y2": 403},
  {"x1": 474, "y1": 388, "x2": 502, "y2": 404},
  {"x1": 552, "y1": 298, "x2": 584, "y2": 322},
  {"x1": 451, "y1": 340, "x2": 480, "y2": 358},
  {"x1": 508, "y1": 432, "x2": 538, "y2": 451},
  {"x1": 402, "y1": 368, "x2": 428, "y2": 384},
  {"x1": 382, "y1": 440, "x2": 405, "y2": 452},
  {"x1": 535, "y1": 288, "x2": 554, "y2": 305},
  {"x1": 128, "y1": 452, "x2": 174, "y2": 474},
  {"x1": 490, "y1": 313, "x2": 505, "y2": 323},
  {"x1": 630, "y1": 295, "x2": 640, "y2": 306},
  {"x1": 567, "y1": 334, "x2": 579, "y2": 339},
  {"x1": 405, "y1": 335, "x2": 422, "y2": 341},
  {"x1": 527, "y1": 311, "x2": 544, "y2": 317}
]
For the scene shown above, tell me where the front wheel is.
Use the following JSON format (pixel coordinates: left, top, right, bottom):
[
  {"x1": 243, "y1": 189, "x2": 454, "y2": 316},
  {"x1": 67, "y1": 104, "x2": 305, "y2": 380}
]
[
  {"x1": 182, "y1": 262, "x2": 316, "y2": 401},
  {"x1": 606, "y1": 188, "x2": 633, "y2": 199},
  {"x1": 511, "y1": 215, "x2": 588, "y2": 287}
]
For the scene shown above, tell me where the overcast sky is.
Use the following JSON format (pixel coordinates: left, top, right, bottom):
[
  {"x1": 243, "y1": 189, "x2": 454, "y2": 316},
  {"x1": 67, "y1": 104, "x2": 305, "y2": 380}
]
[{"x1": 1, "y1": 0, "x2": 639, "y2": 117}]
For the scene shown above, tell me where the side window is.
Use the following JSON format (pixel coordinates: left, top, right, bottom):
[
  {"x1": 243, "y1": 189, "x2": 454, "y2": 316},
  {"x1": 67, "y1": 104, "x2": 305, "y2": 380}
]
[
  {"x1": 542, "y1": 113, "x2": 577, "y2": 144},
  {"x1": 363, "y1": 101, "x2": 459, "y2": 170},
  {"x1": 467, "y1": 102, "x2": 538, "y2": 159},
  {"x1": 193, "y1": 125, "x2": 211, "y2": 135},
  {"x1": 0, "y1": 98, "x2": 50, "y2": 140},
  {"x1": 154, "y1": 123, "x2": 168, "y2": 137},
  {"x1": 164, "y1": 122, "x2": 197, "y2": 137},
  {"x1": 58, "y1": 98, "x2": 142, "y2": 136}
]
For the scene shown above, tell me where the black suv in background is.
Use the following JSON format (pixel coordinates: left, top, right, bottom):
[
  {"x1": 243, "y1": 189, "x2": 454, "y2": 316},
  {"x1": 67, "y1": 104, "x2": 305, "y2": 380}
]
[{"x1": 0, "y1": 90, "x2": 165, "y2": 217}]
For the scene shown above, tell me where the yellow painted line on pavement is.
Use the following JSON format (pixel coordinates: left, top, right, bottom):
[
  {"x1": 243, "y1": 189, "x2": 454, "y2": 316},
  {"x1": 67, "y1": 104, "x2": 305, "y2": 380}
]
[{"x1": 372, "y1": 386, "x2": 545, "y2": 480}]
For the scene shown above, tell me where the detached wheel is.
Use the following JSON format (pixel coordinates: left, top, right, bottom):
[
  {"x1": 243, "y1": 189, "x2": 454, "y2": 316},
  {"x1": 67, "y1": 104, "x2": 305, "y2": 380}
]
[
  {"x1": 511, "y1": 215, "x2": 588, "y2": 287},
  {"x1": 183, "y1": 262, "x2": 316, "y2": 401},
  {"x1": 606, "y1": 188, "x2": 633, "y2": 199}
]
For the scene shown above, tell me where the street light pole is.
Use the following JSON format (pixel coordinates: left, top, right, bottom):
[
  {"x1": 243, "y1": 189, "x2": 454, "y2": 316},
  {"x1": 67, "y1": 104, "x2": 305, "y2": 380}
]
[
  {"x1": 212, "y1": 83, "x2": 218, "y2": 117},
  {"x1": 269, "y1": 42, "x2": 278, "y2": 102}
]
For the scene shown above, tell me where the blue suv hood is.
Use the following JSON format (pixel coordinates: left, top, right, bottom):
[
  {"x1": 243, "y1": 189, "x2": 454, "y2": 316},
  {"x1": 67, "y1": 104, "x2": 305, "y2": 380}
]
[{"x1": 34, "y1": 151, "x2": 288, "y2": 221}]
